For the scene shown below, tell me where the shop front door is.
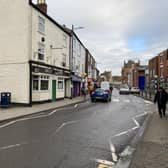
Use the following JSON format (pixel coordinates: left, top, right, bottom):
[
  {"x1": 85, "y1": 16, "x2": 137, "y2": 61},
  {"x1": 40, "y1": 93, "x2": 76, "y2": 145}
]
[{"x1": 52, "y1": 80, "x2": 56, "y2": 101}]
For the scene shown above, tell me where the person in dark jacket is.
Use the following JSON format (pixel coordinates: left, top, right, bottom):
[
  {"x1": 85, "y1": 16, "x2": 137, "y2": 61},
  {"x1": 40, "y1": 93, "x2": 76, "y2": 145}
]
[{"x1": 154, "y1": 87, "x2": 168, "y2": 118}]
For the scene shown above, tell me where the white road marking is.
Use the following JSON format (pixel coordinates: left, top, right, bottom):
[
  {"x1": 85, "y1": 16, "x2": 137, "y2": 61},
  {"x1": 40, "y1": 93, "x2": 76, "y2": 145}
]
[
  {"x1": 131, "y1": 126, "x2": 139, "y2": 130},
  {"x1": 53, "y1": 119, "x2": 83, "y2": 135},
  {"x1": 0, "y1": 109, "x2": 59, "y2": 129},
  {"x1": 112, "y1": 153, "x2": 118, "y2": 162},
  {"x1": 119, "y1": 146, "x2": 135, "y2": 157},
  {"x1": 93, "y1": 159, "x2": 115, "y2": 166},
  {"x1": 113, "y1": 131, "x2": 128, "y2": 137},
  {"x1": 144, "y1": 100, "x2": 153, "y2": 104},
  {"x1": 48, "y1": 109, "x2": 57, "y2": 116},
  {"x1": 109, "y1": 140, "x2": 118, "y2": 162},
  {"x1": 109, "y1": 141, "x2": 116, "y2": 153},
  {"x1": 134, "y1": 112, "x2": 147, "y2": 119},
  {"x1": 0, "y1": 142, "x2": 28, "y2": 151},
  {"x1": 112, "y1": 111, "x2": 148, "y2": 138},
  {"x1": 74, "y1": 104, "x2": 78, "y2": 108},
  {"x1": 0, "y1": 121, "x2": 16, "y2": 128},
  {"x1": 54, "y1": 123, "x2": 66, "y2": 134},
  {"x1": 124, "y1": 99, "x2": 130, "y2": 103},
  {"x1": 112, "y1": 99, "x2": 120, "y2": 102},
  {"x1": 65, "y1": 120, "x2": 80, "y2": 125},
  {"x1": 132, "y1": 118, "x2": 140, "y2": 127}
]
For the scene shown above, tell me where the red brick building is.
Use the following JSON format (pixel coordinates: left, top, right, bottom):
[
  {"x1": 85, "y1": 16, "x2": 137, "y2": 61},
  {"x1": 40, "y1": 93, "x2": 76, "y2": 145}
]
[
  {"x1": 121, "y1": 60, "x2": 140, "y2": 86},
  {"x1": 158, "y1": 49, "x2": 168, "y2": 88}
]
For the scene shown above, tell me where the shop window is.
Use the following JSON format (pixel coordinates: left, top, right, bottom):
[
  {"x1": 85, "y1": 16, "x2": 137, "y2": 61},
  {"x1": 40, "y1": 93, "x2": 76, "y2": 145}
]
[
  {"x1": 33, "y1": 80, "x2": 39, "y2": 90},
  {"x1": 41, "y1": 80, "x2": 49, "y2": 90},
  {"x1": 33, "y1": 75, "x2": 39, "y2": 90},
  {"x1": 32, "y1": 75, "x2": 49, "y2": 91},
  {"x1": 58, "y1": 80, "x2": 64, "y2": 89}
]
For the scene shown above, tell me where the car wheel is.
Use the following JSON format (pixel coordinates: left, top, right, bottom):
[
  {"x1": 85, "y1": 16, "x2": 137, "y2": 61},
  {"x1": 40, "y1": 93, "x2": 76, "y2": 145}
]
[
  {"x1": 91, "y1": 98, "x2": 96, "y2": 102},
  {"x1": 105, "y1": 98, "x2": 109, "y2": 102}
]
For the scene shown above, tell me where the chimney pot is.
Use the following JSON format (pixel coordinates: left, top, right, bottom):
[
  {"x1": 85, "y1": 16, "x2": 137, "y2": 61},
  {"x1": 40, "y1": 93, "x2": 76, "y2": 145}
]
[{"x1": 37, "y1": 0, "x2": 47, "y2": 14}]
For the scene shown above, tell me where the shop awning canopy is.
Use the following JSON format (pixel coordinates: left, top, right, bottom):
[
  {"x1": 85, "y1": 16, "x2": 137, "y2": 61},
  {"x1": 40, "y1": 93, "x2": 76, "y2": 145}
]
[{"x1": 71, "y1": 75, "x2": 82, "y2": 82}]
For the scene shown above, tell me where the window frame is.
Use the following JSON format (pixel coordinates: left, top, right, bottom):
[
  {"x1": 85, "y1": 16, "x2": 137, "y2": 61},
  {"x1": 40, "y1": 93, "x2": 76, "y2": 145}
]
[
  {"x1": 58, "y1": 78, "x2": 64, "y2": 90},
  {"x1": 32, "y1": 75, "x2": 49, "y2": 91},
  {"x1": 38, "y1": 16, "x2": 45, "y2": 34},
  {"x1": 40, "y1": 80, "x2": 49, "y2": 91},
  {"x1": 38, "y1": 42, "x2": 45, "y2": 61}
]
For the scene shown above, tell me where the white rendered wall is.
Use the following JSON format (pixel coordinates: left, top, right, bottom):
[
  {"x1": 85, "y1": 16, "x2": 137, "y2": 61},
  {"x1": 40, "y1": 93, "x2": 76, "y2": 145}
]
[{"x1": 0, "y1": 0, "x2": 30, "y2": 104}]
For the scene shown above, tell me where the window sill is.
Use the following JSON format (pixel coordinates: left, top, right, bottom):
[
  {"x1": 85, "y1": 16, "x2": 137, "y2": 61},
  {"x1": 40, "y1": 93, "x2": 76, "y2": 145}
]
[
  {"x1": 32, "y1": 90, "x2": 49, "y2": 93},
  {"x1": 37, "y1": 31, "x2": 46, "y2": 36}
]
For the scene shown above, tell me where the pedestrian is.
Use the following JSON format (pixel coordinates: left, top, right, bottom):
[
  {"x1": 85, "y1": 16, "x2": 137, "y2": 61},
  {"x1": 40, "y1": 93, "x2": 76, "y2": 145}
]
[
  {"x1": 154, "y1": 87, "x2": 168, "y2": 118},
  {"x1": 89, "y1": 84, "x2": 94, "y2": 95},
  {"x1": 81, "y1": 86, "x2": 86, "y2": 100}
]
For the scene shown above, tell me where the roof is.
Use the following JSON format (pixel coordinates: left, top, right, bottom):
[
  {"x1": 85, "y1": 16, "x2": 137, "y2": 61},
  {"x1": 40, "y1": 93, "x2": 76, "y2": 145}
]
[{"x1": 29, "y1": 0, "x2": 70, "y2": 36}]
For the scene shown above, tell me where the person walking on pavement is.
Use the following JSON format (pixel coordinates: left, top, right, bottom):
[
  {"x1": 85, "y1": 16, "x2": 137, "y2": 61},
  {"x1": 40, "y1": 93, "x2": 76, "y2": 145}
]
[
  {"x1": 154, "y1": 87, "x2": 168, "y2": 118},
  {"x1": 81, "y1": 86, "x2": 86, "y2": 100}
]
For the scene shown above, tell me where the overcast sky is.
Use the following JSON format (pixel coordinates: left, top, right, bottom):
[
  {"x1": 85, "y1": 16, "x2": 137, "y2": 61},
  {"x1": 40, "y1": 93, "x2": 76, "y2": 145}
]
[{"x1": 36, "y1": 0, "x2": 168, "y2": 75}]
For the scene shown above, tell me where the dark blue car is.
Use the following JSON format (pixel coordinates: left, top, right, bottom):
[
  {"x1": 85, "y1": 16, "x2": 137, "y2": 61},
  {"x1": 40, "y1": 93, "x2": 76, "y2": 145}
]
[{"x1": 90, "y1": 88, "x2": 111, "y2": 102}]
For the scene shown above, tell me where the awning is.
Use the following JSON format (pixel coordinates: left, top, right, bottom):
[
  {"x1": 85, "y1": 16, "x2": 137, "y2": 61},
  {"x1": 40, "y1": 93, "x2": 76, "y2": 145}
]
[{"x1": 71, "y1": 75, "x2": 82, "y2": 82}]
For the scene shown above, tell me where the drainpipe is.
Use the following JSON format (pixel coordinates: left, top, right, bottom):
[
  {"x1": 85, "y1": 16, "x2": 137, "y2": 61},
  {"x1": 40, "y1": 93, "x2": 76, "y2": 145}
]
[{"x1": 29, "y1": 61, "x2": 32, "y2": 106}]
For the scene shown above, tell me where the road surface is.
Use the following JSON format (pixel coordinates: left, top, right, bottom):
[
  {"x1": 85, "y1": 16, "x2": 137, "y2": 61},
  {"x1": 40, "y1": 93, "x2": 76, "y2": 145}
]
[{"x1": 0, "y1": 89, "x2": 152, "y2": 168}]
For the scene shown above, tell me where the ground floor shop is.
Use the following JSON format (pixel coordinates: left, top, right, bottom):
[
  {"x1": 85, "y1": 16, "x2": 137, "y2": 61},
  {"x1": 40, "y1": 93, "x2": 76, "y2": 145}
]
[
  {"x1": 71, "y1": 75, "x2": 83, "y2": 98},
  {"x1": 30, "y1": 61, "x2": 71, "y2": 104}
]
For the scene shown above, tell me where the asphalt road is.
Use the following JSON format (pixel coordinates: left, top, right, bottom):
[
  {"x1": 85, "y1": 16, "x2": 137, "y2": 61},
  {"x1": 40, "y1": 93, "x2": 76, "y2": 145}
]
[{"x1": 0, "y1": 89, "x2": 152, "y2": 168}]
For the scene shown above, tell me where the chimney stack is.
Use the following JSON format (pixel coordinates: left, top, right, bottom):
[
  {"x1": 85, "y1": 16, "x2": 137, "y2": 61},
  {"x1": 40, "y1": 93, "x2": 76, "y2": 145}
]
[{"x1": 37, "y1": 0, "x2": 47, "y2": 14}]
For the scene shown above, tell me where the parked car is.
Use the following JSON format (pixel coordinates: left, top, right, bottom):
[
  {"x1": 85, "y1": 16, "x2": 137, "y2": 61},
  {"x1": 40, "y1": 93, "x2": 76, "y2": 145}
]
[
  {"x1": 130, "y1": 87, "x2": 140, "y2": 94},
  {"x1": 91, "y1": 88, "x2": 111, "y2": 102},
  {"x1": 119, "y1": 85, "x2": 130, "y2": 94}
]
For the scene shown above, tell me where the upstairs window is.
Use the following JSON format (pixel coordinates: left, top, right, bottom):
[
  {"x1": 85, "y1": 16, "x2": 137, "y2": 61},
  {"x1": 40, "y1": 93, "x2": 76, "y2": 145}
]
[
  {"x1": 38, "y1": 43, "x2": 45, "y2": 60},
  {"x1": 38, "y1": 16, "x2": 45, "y2": 34},
  {"x1": 62, "y1": 54, "x2": 66, "y2": 67}
]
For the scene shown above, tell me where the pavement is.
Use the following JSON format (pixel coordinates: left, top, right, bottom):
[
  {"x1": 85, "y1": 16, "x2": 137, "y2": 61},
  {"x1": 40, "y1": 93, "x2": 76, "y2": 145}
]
[
  {"x1": 0, "y1": 96, "x2": 89, "y2": 122},
  {"x1": 129, "y1": 95, "x2": 168, "y2": 168}
]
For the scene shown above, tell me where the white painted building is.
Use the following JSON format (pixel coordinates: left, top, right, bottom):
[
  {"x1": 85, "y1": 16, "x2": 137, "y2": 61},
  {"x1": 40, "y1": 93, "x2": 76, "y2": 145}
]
[
  {"x1": 71, "y1": 32, "x2": 86, "y2": 97},
  {"x1": 0, "y1": 0, "x2": 71, "y2": 105}
]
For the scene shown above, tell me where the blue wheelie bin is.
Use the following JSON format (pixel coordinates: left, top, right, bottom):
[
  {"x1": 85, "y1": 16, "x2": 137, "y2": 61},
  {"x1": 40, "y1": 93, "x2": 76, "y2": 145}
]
[{"x1": 1, "y1": 92, "x2": 11, "y2": 108}]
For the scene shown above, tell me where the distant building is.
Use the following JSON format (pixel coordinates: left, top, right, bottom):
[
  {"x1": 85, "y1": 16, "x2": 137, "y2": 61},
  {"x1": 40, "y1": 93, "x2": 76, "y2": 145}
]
[
  {"x1": 149, "y1": 56, "x2": 159, "y2": 91},
  {"x1": 148, "y1": 49, "x2": 168, "y2": 91},
  {"x1": 112, "y1": 76, "x2": 122, "y2": 87},
  {"x1": 100, "y1": 71, "x2": 113, "y2": 83},
  {"x1": 85, "y1": 49, "x2": 98, "y2": 85},
  {"x1": 121, "y1": 60, "x2": 140, "y2": 86},
  {"x1": 158, "y1": 49, "x2": 168, "y2": 88}
]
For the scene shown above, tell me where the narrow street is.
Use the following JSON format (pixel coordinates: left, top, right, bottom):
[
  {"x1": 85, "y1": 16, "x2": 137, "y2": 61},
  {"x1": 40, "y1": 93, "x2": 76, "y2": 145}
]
[{"x1": 0, "y1": 89, "x2": 152, "y2": 168}]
